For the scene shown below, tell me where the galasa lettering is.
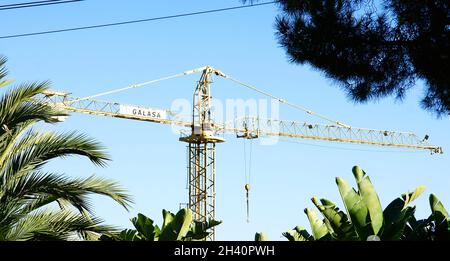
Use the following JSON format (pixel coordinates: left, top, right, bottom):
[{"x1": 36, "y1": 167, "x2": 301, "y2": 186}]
[
  {"x1": 132, "y1": 108, "x2": 161, "y2": 118},
  {"x1": 119, "y1": 105, "x2": 167, "y2": 119}
]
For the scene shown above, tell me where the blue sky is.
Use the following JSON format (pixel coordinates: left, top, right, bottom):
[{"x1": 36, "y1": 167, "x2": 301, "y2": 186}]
[{"x1": 1, "y1": 0, "x2": 449, "y2": 240}]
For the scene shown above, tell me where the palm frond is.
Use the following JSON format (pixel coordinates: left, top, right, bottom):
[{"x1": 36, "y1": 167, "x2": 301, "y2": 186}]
[
  {"x1": 0, "y1": 120, "x2": 35, "y2": 167},
  {"x1": 0, "y1": 56, "x2": 130, "y2": 241},
  {"x1": 0, "y1": 172, "x2": 91, "y2": 212},
  {"x1": 0, "y1": 82, "x2": 67, "y2": 133},
  {"x1": 0, "y1": 171, "x2": 132, "y2": 213},
  {"x1": 0, "y1": 83, "x2": 68, "y2": 162},
  {"x1": 0, "y1": 56, "x2": 9, "y2": 85},
  {"x1": 3, "y1": 209, "x2": 118, "y2": 241},
  {"x1": 1, "y1": 131, "x2": 110, "y2": 185},
  {"x1": 0, "y1": 198, "x2": 29, "y2": 231},
  {"x1": 70, "y1": 175, "x2": 133, "y2": 211}
]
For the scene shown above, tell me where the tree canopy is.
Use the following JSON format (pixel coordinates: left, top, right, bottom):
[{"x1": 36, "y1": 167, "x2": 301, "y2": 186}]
[{"x1": 245, "y1": 0, "x2": 449, "y2": 116}]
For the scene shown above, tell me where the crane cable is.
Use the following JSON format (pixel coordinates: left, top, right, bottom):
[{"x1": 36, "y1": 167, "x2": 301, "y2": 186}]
[
  {"x1": 72, "y1": 65, "x2": 351, "y2": 130},
  {"x1": 71, "y1": 66, "x2": 208, "y2": 102},
  {"x1": 223, "y1": 75, "x2": 351, "y2": 128},
  {"x1": 243, "y1": 139, "x2": 253, "y2": 223}
]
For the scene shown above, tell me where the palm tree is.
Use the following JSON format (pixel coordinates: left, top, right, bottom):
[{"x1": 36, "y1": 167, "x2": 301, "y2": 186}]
[{"x1": 0, "y1": 56, "x2": 132, "y2": 240}]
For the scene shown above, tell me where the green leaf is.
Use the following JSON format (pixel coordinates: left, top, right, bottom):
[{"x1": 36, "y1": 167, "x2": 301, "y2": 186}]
[
  {"x1": 172, "y1": 208, "x2": 193, "y2": 240},
  {"x1": 0, "y1": 58, "x2": 130, "y2": 241},
  {"x1": 353, "y1": 166, "x2": 383, "y2": 235},
  {"x1": 304, "y1": 208, "x2": 330, "y2": 240},
  {"x1": 255, "y1": 232, "x2": 268, "y2": 241},
  {"x1": 207, "y1": 219, "x2": 222, "y2": 228},
  {"x1": 294, "y1": 226, "x2": 313, "y2": 240},
  {"x1": 383, "y1": 186, "x2": 425, "y2": 240},
  {"x1": 162, "y1": 209, "x2": 174, "y2": 229},
  {"x1": 312, "y1": 197, "x2": 356, "y2": 240},
  {"x1": 282, "y1": 226, "x2": 313, "y2": 241},
  {"x1": 336, "y1": 176, "x2": 371, "y2": 239},
  {"x1": 430, "y1": 194, "x2": 449, "y2": 221},
  {"x1": 382, "y1": 205, "x2": 416, "y2": 240},
  {"x1": 429, "y1": 194, "x2": 450, "y2": 239},
  {"x1": 401, "y1": 186, "x2": 426, "y2": 209},
  {"x1": 159, "y1": 208, "x2": 192, "y2": 241},
  {"x1": 186, "y1": 219, "x2": 222, "y2": 240},
  {"x1": 0, "y1": 79, "x2": 13, "y2": 88},
  {"x1": 119, "y1": 229, "x2": 142, "y2": 241},
  {"x1": 131, "y1": 213, "x2": 159, "y2": 240}
]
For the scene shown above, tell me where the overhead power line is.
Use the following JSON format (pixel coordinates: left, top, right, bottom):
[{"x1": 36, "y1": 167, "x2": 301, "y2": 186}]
[
  {"x1": 0, "y1": 0, "x2": 63, "y2": 8},
  {"x1": 0, "y1": 0, "x2": 83, "y2": 11},
  {"x1": 0, "y1": 1, "x2": 276, "y2": 39}
]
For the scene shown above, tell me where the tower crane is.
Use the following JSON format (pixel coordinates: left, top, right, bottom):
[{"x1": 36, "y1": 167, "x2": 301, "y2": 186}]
[{"x1": 37, "y1": 66, "x2": 443, "y2": 240}]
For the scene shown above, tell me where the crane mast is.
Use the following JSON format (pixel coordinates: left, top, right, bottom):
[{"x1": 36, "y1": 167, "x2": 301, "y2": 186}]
[
  {"x1": 179, "y1": 67, "x2": 225, "y2": 241},
  {"x1": 37, "y1": 66, "x2": 443, "y2": 241}
]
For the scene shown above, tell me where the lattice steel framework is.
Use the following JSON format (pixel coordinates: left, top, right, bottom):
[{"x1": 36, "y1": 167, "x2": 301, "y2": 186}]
[
  {"x1": 229, "y1": 117, "x2": 442, "y2": 153},
  {"x1": 179, "y1": 67, "x2": 224, "y2": 240},
  {"x1": 186, "y1": 142, "x2": 216, "y2": 241}
]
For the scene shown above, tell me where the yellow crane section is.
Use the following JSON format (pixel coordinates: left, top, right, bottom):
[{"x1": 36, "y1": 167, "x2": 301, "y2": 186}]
[{"x1": 40, "y1": 89, "x2": 442, "y2": 153}]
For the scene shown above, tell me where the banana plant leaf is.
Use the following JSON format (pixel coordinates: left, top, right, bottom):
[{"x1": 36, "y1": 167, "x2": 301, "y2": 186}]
[
  {"x1": 430, "y1": 194, "x2": 449, "y2": 222},
  {"x1": 304, "y1": 208, "x2": 331, "y2": 240},
  {"x1": 312, "y1": 197, "x2": 357, "y2": 240},
  {"x1": 99, "y1": 229, "x2": 142, "y2": 241},
  {"x1": 162, "y1": 209, "x2": 175, "y2": 229},
  {"x1": 185, "y1": 219, "x2": 222, "y2": 240},
  {"x1": 336, "y1": 176, "x2": 372, "y2": 239},
  {"x1": 255, "y1": 232, "x2": 268, "y2": 241},
  {"x1": 159, "y1": 208, "x2": 192, "y2": 241},
  {"x1": 429, "y1": 194, "x2": 450, "y2": 240},
  {"x1": 352, "y1": 166, "x2": 383, "y2": 235},
  {"x1": 283, "y1": 226, "x2": 313, "y2": 241},
  {"x1": 131, "y1": 213, "x2": 160, "y2": 241},
  {"x1": 382, "y1": 186, "x2": 425, "y2": 240}
]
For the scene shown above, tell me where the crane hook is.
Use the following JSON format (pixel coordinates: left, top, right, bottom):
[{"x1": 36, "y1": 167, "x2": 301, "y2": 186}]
[{"x1": 245, "y1": 183, "x2": 251, "y2": 223}]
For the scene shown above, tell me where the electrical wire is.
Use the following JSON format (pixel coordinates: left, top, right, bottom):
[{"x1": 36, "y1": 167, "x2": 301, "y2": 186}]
[
  {"x1": 0, "y1": 1, "x2": 276, "y2": 39},
  {"x1": 0, "y1": 0, "x2": 83, "y2": 11},
  {"x1": 0, "y1": 0, "x2": 63, "y2": 8}
]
